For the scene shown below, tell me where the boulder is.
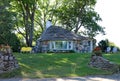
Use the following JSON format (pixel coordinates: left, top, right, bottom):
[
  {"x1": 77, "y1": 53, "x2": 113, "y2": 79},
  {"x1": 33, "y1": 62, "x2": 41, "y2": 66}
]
[{"x1": 89, "y1": 55, "x2": 119, "y2": 73}]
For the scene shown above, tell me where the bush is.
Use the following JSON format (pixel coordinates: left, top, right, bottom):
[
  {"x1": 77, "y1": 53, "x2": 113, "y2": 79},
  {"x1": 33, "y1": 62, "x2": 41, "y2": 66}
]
[
  {"x1": 69, "y1": 50, "x2": 75, "y2": 53},
  {"x1": 0, "y1": 33, "x2": 20, "y2": 52},
  {"x1": 92, "y1": 46, "x2": 102, "y2": 56}
]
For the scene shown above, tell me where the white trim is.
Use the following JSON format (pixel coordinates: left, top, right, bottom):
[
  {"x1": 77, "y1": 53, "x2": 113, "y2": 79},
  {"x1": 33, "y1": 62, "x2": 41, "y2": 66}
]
[
  {"x1": 90, "y1": 40, "x2": 93, "y2": 52},
  {"x1": 49, "y1": 41, "x2": 74, "y2": 51}
]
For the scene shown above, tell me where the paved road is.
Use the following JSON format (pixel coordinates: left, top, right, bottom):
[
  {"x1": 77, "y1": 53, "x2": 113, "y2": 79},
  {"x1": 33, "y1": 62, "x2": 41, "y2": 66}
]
[{"x1": 0, "y1": 73, "x2": 120, "y2": 81}]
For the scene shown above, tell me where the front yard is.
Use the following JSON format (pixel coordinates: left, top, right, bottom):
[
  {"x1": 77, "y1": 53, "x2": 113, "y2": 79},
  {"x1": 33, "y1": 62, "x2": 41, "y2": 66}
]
[{"x1": 0, "y1": 52, "x2": 120, "y2": 78}]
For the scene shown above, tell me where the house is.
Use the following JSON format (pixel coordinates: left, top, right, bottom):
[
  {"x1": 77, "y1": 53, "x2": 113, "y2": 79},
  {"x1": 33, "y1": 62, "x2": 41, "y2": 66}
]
[{"x1": 34, "y1": 25, "x2": 95, "y2": 53}]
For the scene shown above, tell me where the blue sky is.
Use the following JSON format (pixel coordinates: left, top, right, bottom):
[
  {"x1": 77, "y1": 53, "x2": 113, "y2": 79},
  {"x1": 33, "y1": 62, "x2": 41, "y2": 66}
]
[{"x1": 95, "y1": 0, "x2": 120, "y2": 47}]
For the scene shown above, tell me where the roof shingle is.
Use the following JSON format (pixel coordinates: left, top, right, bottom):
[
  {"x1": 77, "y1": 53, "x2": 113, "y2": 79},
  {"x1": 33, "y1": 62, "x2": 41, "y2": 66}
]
[{"x1": 39, "y1": 26, "x2": 87, "y2": 41}]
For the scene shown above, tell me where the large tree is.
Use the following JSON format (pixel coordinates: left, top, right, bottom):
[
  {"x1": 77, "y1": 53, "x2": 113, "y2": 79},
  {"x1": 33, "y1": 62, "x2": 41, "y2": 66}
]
[
  {"x1": 12, "y1": 0, "x2": 61, "y2": 46},
  {"x1": 79, "y1": 10, "x2": 105, "y2": 38},
  {"x1": 12, "y1": 0, "x2": 37, "y2": 46},
  {"x1": 53, "y1": 0, "x2": 105, "y2": 38},
  {"x1": 0, "y1": 0, "x2": 20, "y2": 52},
  {"x1": 0, "y1": 0, "x2": 14, "y2": 44}
]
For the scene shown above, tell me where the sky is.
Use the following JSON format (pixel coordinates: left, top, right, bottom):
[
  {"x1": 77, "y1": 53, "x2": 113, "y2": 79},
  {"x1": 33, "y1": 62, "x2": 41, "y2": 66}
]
[{"x1": 95, "y1": 0, "x2": 120, "y2": 47}]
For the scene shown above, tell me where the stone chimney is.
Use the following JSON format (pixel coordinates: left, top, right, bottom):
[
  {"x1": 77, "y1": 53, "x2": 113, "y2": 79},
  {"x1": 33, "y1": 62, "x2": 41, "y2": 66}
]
[{"x1": 46, "y1": 20, "x2": 52, "y2": 29}]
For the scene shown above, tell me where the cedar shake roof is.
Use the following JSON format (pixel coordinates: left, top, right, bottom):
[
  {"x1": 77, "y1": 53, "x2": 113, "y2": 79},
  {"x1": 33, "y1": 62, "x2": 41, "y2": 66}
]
[{"x1": 39, "y1": 26, "x2": 87, "y2": 41}]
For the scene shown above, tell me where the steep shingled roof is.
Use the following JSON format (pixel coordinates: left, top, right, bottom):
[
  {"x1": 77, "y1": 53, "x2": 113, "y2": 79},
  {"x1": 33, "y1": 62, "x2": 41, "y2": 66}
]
[{"x1": 39, "y1": 26, "x2": 87, "y2": 41}]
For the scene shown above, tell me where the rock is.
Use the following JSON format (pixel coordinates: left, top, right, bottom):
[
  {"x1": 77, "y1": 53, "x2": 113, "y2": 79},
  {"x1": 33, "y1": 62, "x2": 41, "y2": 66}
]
[
  {"x1": 88, "y1": 55, "x2": 119, "y2": 73},
  {"x1": 0, "y1": 47, "x2": 19, "y2": 74}
]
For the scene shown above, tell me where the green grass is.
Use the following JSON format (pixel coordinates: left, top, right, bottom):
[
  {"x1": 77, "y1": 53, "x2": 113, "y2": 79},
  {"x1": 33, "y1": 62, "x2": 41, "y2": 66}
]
[
  {"x1": 103, "y1": 53, "x2": 120, "y2": 64},
  {"x1": 1, "y1": 52, "x2": 120, "y2": 78}
]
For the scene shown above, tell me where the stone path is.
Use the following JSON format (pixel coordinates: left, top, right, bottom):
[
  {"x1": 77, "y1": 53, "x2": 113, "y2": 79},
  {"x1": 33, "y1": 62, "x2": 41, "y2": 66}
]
[{"x1": 0, "y1": 73, "x2": 120, "y2": 81}]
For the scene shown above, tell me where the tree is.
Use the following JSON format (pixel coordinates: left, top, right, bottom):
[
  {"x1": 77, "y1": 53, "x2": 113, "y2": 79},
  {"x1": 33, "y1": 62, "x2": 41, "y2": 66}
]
[
  {"x1": 0, "y1": 0, "x2": 20, "y2": 52},
  {"x1": 80, "y1": 10, "x2": 105, "y2": 38},
  {"x1": 34, "y1": 0, "x2": 61, "y2": 38},
  {"x1": 53, "y1": 0, "x2": 105, "y2": 38},
  {"x1": 98, "y1": 39, "x2": 109, "y2": 52},
  {"x1": 12, "y1": 0, "x2": 61, "y2": 46},
  {"x1": 0, "y1": 0, "x2": 14, "y2": 44},
  {"x1": 12, "y1": 0, "x2": 37, "y2": 46}
]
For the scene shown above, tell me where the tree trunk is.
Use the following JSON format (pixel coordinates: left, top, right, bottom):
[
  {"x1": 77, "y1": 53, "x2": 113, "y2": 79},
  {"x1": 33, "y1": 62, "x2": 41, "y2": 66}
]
[
  {"x1": 17, "y1": 0, "x2": 36, "y2": 47},
  {"x1": 29, "y1": 5, "x2": 35, "y2": 47}
]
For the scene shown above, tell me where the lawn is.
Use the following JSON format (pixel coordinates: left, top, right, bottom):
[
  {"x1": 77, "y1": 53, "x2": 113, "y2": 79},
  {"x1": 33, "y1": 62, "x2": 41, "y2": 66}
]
[{"x1": 1, "y1": 52, "x2": 120, "y2": 78}]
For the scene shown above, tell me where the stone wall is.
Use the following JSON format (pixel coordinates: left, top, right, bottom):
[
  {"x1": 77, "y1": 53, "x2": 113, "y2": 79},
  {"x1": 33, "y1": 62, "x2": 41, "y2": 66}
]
[{"x1": 0, "y1": 45, "x2": 19, "y2": 74}]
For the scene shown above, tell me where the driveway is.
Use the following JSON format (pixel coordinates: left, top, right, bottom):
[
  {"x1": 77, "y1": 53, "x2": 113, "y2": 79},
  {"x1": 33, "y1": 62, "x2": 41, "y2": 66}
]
[{"x1": 0, "y1": 73, "x2": 120, "y2": 81}]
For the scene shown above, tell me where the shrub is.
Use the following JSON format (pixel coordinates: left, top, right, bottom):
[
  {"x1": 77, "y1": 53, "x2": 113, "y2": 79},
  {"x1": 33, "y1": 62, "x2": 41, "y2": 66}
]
[{"x1": 92, "y1": 46, "x2": 102, "y2": 56}]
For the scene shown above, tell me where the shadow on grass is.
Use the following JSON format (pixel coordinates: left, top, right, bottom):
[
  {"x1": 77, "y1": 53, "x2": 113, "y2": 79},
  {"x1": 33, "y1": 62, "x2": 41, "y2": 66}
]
[
  {"x1": 3, "y1": 53, "x2": 114, "y2": 78},
  {"x1": 0, "y1": 68, "x2": 21, "y2": 78}
]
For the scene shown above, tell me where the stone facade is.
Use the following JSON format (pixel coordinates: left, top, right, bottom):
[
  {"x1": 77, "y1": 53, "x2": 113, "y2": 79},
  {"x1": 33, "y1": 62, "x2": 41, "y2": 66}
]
[{"x1": 0, "y1": 45, "x2": 19, "y2": 74}]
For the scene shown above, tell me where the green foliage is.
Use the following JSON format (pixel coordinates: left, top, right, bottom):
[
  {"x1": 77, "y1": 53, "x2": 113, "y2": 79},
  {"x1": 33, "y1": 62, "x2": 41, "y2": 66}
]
[
  {"x1": 8, "y1": 33, "x2": 20, "y2": 52},
  {"x1": 98, "y1": 39, "x2": 119, "y2": 52},
  {"x1": 98, "y1": 39, "x2": 109, "y2": 52},
  {"x1": 81, "y1": 11, "x2": 105, "y2": 38},
  {"x1": 11, "y1": 0, "x2": 37, "y2": 46},
  {"x1": 53, "y1": 0, "x2": 105, "y2": 38},
  {"x1": 0, "y1": 0, "x2": 20, "y2": 52},
  {"x1": 0, "y1": 33, "x2": 20, "y2": 52},
  {"x1": 8, "y1": 0, "x2": 105, "y2": 47},
  {"x1": 35, "y1": 0, "x2": 60, "y2": 30},
  {"x1": 11, "y1": 0, "x2": 64, "y2": 46}
]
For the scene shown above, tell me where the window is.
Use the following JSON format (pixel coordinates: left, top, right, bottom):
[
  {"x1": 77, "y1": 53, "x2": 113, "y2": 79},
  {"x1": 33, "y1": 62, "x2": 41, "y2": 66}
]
[{"x1": 55, "y1": 41, "x2": 67, "y2": 49}]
